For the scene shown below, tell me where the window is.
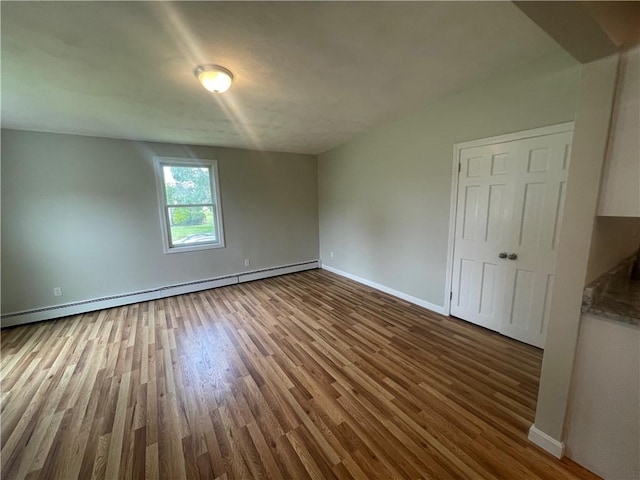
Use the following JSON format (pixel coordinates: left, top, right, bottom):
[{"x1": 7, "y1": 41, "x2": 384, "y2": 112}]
[{"x1": 154, "y1": 157, "x2": 224, "y2": 253}]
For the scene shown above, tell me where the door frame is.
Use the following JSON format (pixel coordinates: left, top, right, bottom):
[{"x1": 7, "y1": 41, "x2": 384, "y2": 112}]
[{"x1": 444, "y1": 122, "x2": 575, "y2": 316}]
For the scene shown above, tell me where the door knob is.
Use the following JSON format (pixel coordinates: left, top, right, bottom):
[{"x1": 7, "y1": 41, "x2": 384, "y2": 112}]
[
  {"x1": 508, "y1": 253, "x2": 518, "y2": 260},
  {"x1": 498, "y1": 252, "x2": 508, "y2": 259}
]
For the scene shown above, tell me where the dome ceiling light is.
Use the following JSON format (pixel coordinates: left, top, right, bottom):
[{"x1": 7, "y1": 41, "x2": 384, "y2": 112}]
[{"x1": 194, "y1": 65, "x2": 234, "y2": 93}]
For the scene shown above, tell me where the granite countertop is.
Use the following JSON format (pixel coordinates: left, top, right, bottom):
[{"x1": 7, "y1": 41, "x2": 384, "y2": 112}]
[{"x1": 583, "y1": 258, "x2": 640, "y2": 326}]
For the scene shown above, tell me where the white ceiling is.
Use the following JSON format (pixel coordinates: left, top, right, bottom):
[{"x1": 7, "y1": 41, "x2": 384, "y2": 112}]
[{"x1": 1, "y1": 2, "x2": 574, "y2": 155}]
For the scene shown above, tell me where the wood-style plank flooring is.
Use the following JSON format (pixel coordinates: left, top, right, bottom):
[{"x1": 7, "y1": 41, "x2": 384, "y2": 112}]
[{"x1": 1, "y1": 269, "x2": 600, "y2": 479}]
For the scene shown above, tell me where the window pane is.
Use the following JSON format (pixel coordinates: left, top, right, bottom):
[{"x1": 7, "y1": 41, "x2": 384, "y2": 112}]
[
  {"x1": 163, "y1": 166, "x2": 213, "y2": 205},
  {"x1": 168, "y1": 206, "x2": 217, "y2": 246}
]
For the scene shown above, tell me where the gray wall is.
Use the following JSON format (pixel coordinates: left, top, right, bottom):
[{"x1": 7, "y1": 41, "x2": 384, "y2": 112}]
[
  {"x1": 533, "y1": 53, "x2": 619, "y2": 445},
  {"x1": 1, "y1": 130, "x2": 319, "y2": 314},
  {"x1": 318, "y1": 53, "x2": 581, "y2": 307}
]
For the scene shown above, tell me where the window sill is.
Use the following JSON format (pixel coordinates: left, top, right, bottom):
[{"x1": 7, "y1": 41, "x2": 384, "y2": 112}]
[{"x1": 164, "y1": 242, "x2": 226, "y2": 254}]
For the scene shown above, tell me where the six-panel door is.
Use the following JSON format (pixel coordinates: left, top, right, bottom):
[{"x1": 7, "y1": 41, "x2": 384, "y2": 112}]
[
  {"x1": 451, "y1": 130, "x2": 573, "y2": 348},
  {"x1": 450, "y1": 141, "x2": 519, "y2": 331},
  {"x1": 499, "y1": 132, "x2": 572, "y2": 348}
]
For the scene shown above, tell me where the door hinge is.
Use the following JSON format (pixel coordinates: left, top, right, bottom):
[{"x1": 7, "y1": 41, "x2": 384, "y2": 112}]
[
  {"x1": 458, "y1": 163, "x2": 461, "y2": 173},
  {"x1": 450, "y1": 291, "x2": 453, "y2": 300}
]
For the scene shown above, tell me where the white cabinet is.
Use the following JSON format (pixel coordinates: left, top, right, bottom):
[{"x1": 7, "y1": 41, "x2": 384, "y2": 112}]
[{"x1": 598, "y1": 46, "x2": 640, "y2": 217}]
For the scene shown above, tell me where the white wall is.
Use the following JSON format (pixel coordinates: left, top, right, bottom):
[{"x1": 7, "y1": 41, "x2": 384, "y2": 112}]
[
  {"x1": 565, "y1": 315, "x2": 640, "y2": 480},
  {"x1": 1, "y1": 130, "x2": 319, "y2": 316},
  {"x1": 318, "y1": 53, "x2": 580, "y2": 307}
]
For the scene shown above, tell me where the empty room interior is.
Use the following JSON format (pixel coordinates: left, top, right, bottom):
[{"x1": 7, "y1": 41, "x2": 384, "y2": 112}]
[{"x1": 2, "y1": 2, "x2": 640, "y2": 479}]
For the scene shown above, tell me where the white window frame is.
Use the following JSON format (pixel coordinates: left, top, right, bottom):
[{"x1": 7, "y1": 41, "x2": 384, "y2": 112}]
[{"x1": 154, "y1": 156, "x2": 225, "y2": 254}]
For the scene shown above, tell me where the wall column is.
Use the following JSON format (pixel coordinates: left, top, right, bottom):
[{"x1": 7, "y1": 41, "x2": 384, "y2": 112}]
[{"x1": 529, "y1": 53, "x2": 619, "y2": 456}]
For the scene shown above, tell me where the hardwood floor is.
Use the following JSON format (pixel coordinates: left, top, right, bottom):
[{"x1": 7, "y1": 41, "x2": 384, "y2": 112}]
[{"x1": 1, "y1": 269, "x2": 599, "y2": 480}]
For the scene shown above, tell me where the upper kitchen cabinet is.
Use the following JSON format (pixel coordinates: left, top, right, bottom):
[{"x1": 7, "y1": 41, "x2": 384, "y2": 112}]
[{"x1": 598, "y1": 45, "x2": 640, "y2": 217}]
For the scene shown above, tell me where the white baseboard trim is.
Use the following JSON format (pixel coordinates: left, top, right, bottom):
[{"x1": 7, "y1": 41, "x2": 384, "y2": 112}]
[
  {"x1": 1, "y1": 260, "x2": 319, "y2": 328},
  {"x1": 322, "y1": 264, "x2": 447, "y2": 316},
  {"x1": 528, "y1": 424, "x2": 565, "y2": 458}
]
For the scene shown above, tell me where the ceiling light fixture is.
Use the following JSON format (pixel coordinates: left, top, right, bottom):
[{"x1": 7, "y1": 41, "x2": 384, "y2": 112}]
[{"x1": 194, "y1": 65, "x2": 234, "y2": 93}]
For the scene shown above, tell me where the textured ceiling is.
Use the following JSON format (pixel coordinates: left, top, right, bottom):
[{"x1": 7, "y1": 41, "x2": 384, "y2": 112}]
[{"x1": 1, "y1": 2, "x2": 574, "y2": 154}]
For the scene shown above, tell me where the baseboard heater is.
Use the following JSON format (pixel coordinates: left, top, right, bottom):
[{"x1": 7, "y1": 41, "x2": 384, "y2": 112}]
[{"x1": 1, "y1": 260, "x2": 319, "y2": 328}]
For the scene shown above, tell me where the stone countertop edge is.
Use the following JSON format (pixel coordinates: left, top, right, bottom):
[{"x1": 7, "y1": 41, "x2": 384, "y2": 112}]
[
  {"x1": 586, "y1": 305, "x2": 640, "y2": 326},
  {"x1": 582, "y1": 255, "x2": 640, "y2": 327}
]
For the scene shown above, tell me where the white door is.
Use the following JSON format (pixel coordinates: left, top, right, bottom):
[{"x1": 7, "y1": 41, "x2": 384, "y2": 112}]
[
  {"x1": 499, "y1": 132, "x2": 572, "y2": 347},
  {"x1": 450, "y1": 141, "x2": 518, "y2": 331},
  {"x1": 450, "y1": 128, "x2": 572, "y2": 348}
]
